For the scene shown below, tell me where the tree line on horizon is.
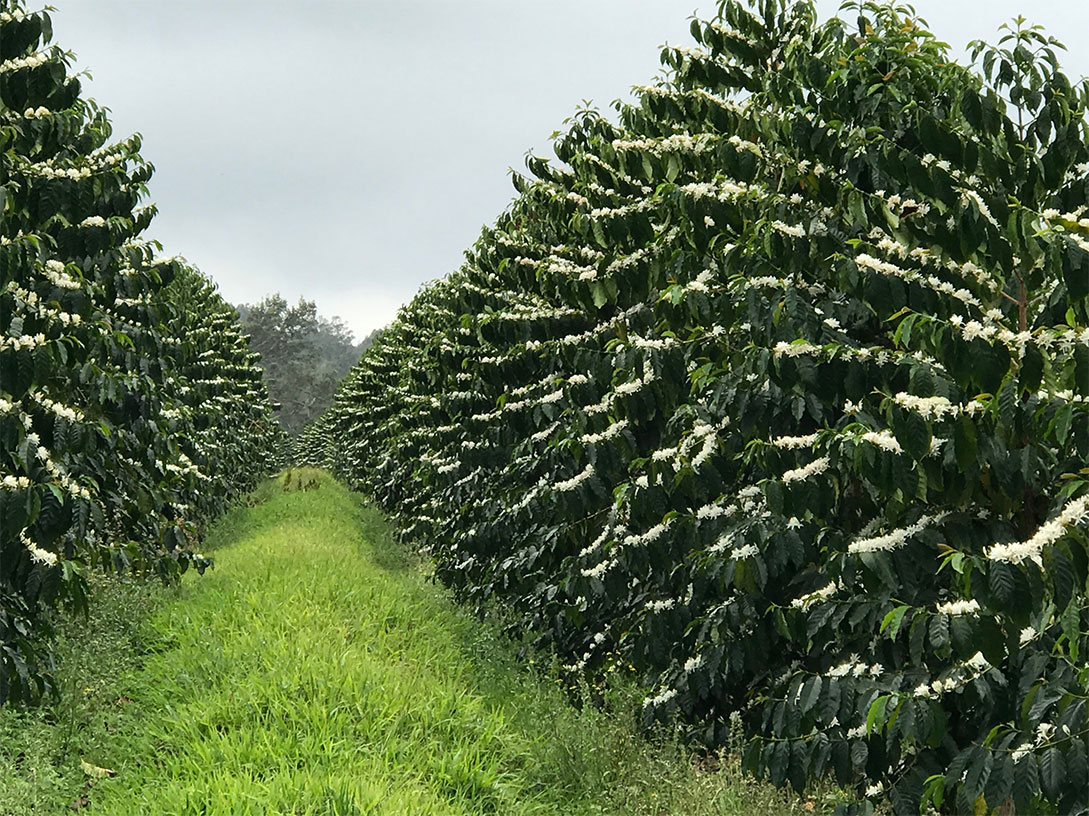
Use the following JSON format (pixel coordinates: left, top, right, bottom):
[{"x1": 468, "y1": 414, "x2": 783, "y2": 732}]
[{"x1": 235, "y1": 294, "x2": 380, "y2": 436}]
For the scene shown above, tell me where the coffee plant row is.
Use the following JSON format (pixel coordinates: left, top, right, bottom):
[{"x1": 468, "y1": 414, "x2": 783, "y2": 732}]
[
  {"x1": 1, "y1": 3, "x2": 285, "y2": 704},
  {"x1": 300, "y1": 1, "x2": 1089, "y2": 811}
]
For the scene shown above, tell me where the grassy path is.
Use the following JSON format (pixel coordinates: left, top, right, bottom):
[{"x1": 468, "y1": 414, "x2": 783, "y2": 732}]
[{"x1": 3, "y1": 473, "x2": 829, "y2": 815}]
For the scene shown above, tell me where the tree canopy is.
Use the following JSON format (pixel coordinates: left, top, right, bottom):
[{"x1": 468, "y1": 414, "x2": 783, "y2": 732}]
[{"x1": 236, "y1": 294, "x2": 371, "y2": 436}]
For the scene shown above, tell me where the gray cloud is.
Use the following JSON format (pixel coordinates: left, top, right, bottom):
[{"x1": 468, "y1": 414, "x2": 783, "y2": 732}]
[{"x1": 53, "y1": 0, "x2": 1088, "y2": 338}]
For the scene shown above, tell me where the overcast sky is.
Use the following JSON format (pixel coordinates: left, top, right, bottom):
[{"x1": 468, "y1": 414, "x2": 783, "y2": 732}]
[{"x1": 52, "y1": 1, "x2": 1089, "y2": 340}]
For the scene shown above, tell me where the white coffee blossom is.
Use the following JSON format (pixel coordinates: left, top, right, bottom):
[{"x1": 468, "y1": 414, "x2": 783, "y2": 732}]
[
  {"x1": 893, "y1": 393, "x2": 955, "y2": 420},
  {"x1": 849, "y1": 513, "x2": 945, "y2": 555},
  {"x1": 643, "y1": 687, "x2": 678, "y2": 708},
  {"x1": 861, "y1": 430, "x2": 903, "y2": 453},
  {"x1": 773, "y1": 340, "x2": 821, "y2": 358},
  {"x1": 988, "y1": 495, "x2": 1089, "y2": 565},
  {"x1": 772, "y1": 433, "x2": 819, "y2": 450},
  {"x1": 782, "y1": 456, "x2": 830, "y2": 483},
  {"x1": 935, "y1": 599, "x2": 980, "y2": 616}
]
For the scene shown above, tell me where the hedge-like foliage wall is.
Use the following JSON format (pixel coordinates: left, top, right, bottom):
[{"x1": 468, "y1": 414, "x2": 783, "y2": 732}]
[
  {"x1": 304, "y1": 1, "x2": 1089, "y2": 812},
  {"x1": 1, "y1": 3, "x2": 285, "y2": 703}
]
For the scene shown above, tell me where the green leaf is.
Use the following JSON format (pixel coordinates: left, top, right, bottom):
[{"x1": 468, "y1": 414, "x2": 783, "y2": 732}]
[
  {"x1": 591, "y1": 218, "x2": 608, "y2": 248},
  {"x1": 1038, "y1": 747, "x2": 1065, "y2": 803},
  {"x1": 951, "y1": 614, "x2": 978, "y2": 658},
  {"x1": 927, "y1": 702, "x2": 947, "y2": 748},
  {"x1": 978, "y1": 343, "x2": 1011, "y2": 394},
  {"x1": 1075, "y1": 343, "x2": 1089, "y2": 397},
  {"x1": 767, "y1": 740, "x2": 790, "y2": 787},
  {"x1": 946, "y1": 747, "x2": 974, "y2": 790},
  {"x1": 988, "y1": 561, "x2": 1016, "y2": 609},
  {"x1": 954, "y1": 416, "x2": 978, "y2": 472},
  {"x1": 866, "y1": 694, "x2": 889, "y2": 736},
  {"x1": 590, "y1": 281, "x2": 609, "y2": 309},
  {"x1": 891, "y1": 405, "x2": 931, "y2": 461},
  {"x1": 962, "y1": 748, "x2": 993, "y2": 800},
  {"x1": 665, "y1": 153, "x2": 681, "y2": 182},
  {"x1": 1051, "y1": 548, "x2": 1075, "y2": 610},
  {"x1": 1010, "y1": 749, "x2": 1036, "y2": 810},
  {"x1": 1019, "y1": 344, "x2": 1044, "y2": 391},
  {"x1": 922, "y1": 773, "x2": 946, "y2": 810},
  {"x1": 929, "y1": 613, "x2": 951, "y2": 655},
  {"x1": 800, "y1": 675, "x2": 822, "y2": 714},
  {"x1": 984, "y1": 752, "x2": 1013, "y2": 809},
  {"x1": 847, "y1": 190, "x2": 866, "y2": 226},
  {"x1": 1061, "y1": 599, "x2": 1080, "y2": 662},
  {"x1": 977, "y1": 617, "x2": 1006, "y2": 667},
  {"x1": 880, "y1": 605, "x2": 910, "y2": 641},
  {"x1": 820, "y1": 678, "x2": 842, "y2": 724},
  {"x1": 1066, "y1": 738, "x2": 1088, "y2": 800},
  {"x1": 998, "y1": 377, "x2": 1018, "y2": 430}
]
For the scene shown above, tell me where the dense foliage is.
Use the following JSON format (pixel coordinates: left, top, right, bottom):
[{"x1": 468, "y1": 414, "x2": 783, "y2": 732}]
[
  {"x1": 236, "y1": 294, "x2": 369, "y2": 436},
  {"x1": 299, "y1": 1, "x2": 1089, "y2": 812},
  {"x1": 1, "y1": 3, "x2": 284, "y2": 704}
]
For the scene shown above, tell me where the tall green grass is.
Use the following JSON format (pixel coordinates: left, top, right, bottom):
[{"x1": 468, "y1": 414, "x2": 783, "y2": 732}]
[{"x1": 2, "y1": 472, "x2": 842, "y2": 815}]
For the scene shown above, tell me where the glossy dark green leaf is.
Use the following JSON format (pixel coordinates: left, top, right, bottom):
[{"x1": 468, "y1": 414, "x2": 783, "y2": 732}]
[{"x1": 891, "y1": 405, "x2": 930, "y2": 461}]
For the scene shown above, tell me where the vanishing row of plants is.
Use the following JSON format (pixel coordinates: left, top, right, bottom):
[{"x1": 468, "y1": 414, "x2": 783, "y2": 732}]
[
  {"x1": 1, "y1": 2, "x2": 285, "y2": 704},
  {"x1": 299, "y1": 1, "x2": 1088, "y2": 812}
]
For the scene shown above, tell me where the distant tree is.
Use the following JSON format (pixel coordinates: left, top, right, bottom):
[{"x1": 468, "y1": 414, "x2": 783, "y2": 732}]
[
  {"x1": 357, "y1": 327, "x2": 384, "y2": 352},
  {"x1": 236, "y1": 294, "x2": 368, "y2": 435}
]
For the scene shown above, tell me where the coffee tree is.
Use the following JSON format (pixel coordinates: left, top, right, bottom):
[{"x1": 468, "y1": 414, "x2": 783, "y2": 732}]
[
  {"x1": 1, "y1": 3, "x2": 284, "y2": 703},
  {"x1": 301, "y1": 1, "x2": 1088, "y2": 811}
]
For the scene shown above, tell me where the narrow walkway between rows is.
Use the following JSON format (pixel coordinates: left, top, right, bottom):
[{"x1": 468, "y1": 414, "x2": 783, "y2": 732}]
[{"x1": 74, "y1": 473, "x2": 815, "y2": 816}]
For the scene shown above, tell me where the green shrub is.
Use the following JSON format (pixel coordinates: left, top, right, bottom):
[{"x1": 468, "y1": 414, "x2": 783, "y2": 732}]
[
  {"x1": 1, "y1": 2, "x2": 284, "y2": 704},
  {"x1": 299, "y1": 2, "x2": 1088, "y2": 812}
]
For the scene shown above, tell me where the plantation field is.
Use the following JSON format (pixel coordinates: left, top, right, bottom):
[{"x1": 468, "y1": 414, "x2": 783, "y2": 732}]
[
  {"x1": 0, "y1": 472, "x2": 839, "y2": 816},
  {"x1": 4, "y1": 0, "x2": 1088, "y2": 812}
]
